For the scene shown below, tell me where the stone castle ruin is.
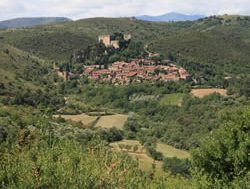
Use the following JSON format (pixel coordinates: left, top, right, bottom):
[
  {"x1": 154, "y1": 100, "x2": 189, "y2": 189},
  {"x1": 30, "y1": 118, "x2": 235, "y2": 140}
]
[{"x1": 98, "y1": 34, "x2": 131, "y2": 49}]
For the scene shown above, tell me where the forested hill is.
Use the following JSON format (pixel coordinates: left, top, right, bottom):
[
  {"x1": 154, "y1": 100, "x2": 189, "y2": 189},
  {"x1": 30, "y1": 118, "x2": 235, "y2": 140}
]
[
  {"x1": 0, "y1": 15, "x2": 250, "y2": 85},
  {"x1": 136, "y1": 12, "x2": 205, "y2": 22},
  {"x1": 152, "y1": 15, "x2": 250, "y2": 81},
  {"x1": 0, "y1": 17, "x2": 192, "y2": 61},
  {"x1": 1, "y1": 15, "x2": 250, "y2": 74},
  {"x1": 0, "y1": 17, "x2": 71, "y2": 29}
]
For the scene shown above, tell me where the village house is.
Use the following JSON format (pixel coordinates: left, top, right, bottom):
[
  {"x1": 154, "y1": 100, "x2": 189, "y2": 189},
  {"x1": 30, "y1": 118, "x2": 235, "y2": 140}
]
[
  {"x1": 179, "y1": 67, "x2": 191, "y2": 80},
  {"x1": 161, "y1": 73, "x2": 180, "y2": 82}
]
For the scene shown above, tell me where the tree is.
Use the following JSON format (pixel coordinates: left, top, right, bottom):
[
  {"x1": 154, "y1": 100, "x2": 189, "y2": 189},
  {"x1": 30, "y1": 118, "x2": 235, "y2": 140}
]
[
  {"x1": 99, "y1": 128, "x2": 123, "y2": 142},
  {"x1": 163, "y1": 157, "x2": 190, "y2": 177},
  {"x1": 240, "y1": 78, "x2": 250, "y2": 97},
  {"x1": 107, "y1": 128, "x2": 123, "y2": 142},
  {"x1": 147, "y1": 147, "x2": 163, "y2": 161},
  {"x1": 191, "y1": 108, "x2": 250, "y2": 188},
  {"x1": 4, "y1": 49, "x2": 9, "y2": 54},
  {"x1": 0, "y1": 126, "x2": 7, "y2": 143}
]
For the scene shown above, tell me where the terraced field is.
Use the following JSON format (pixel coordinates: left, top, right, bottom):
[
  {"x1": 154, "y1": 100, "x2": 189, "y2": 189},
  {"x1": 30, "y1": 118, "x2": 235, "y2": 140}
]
[
  {"x1": 54, "y1": 113, "x2": 98, "y2": 126},
  {"x1": 191, "y1": 88, "x2": 227, "y2": 98},
  {"x1": 95, "y1": 114, "x2": 128, "y2": 129},
  {"x1": 110, "y1": 140, "x2": 162, "y2": 172},
  {"x1": 156, "y1": 143, "x2": 190, "y2": 159},
  {"x1": 54, "y1": 113, "x2": 128, "y2": 129}
]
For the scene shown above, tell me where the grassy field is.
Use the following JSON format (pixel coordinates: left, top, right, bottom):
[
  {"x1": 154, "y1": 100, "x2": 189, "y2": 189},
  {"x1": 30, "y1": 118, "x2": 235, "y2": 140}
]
[
  {"x1": 54, "y1": 113, "x2": 98, "y2": 126},
  {"x1": 156, "y1": 143, "x2": 190, "y2": 159},
  {"x1": 95, "y1": 114, "x2": 128, "y2": 129},
  {"x1": 129, "y1": 152, "x2": 163, "y2": 172},
  {"x1": 191, "y1": 88, "x2": 227, "y2": 98},
  {"x1": 54, "y1": 113, "x2": 128, "y2": 129},
  {"x1": 160, "y1": 93, "x2": 186, "y2": 106},
  {"x1": 110, "y1": 140, "x2": 162, "y2": 172}
]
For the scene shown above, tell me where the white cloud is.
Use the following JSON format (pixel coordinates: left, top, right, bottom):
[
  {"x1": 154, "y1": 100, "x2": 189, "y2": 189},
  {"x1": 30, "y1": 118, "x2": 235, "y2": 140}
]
[{"x1": 0, "y1": 0, "x2": 250, "y2": 21}]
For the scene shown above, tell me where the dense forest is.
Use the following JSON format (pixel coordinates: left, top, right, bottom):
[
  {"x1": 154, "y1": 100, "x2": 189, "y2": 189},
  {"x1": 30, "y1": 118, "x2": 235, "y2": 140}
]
[{"x1": 0, "y1": 15, "x2": 249, "y2": 188}]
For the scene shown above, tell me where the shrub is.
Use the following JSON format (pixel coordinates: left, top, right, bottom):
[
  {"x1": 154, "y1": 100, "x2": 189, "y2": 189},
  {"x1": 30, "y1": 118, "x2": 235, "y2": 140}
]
[{"x1": 163, "y1": 157, "x2": 191, "y2": 177}]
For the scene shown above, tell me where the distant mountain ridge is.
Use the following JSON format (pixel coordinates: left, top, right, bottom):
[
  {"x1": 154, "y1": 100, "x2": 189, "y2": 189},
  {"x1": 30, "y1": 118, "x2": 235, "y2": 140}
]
[
  {"x1": 0, "y1": 17, "x2": 71, "y2": 29},
  {"x1": 136, "y1": 12, "x2": 205, "y2": 22}
]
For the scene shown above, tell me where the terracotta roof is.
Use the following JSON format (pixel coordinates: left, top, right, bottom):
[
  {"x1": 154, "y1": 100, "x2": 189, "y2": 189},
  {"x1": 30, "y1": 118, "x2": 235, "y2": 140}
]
[
  {"x1": 92, "y1": 69, "x2": 110, "y2": 75},
  {"x1": 126, "y1": 72, "x2": 137, "y2": 77},
  {"x1": 161, "y1": 74, "x2": 180, "y2": 81},
  {"x1": 84, "y1": 68, "x2": 94, "y2": 74},
  {"x1": 101, "y1": 78, "x2": 111, "y2": 82},
  {"x1": 145, "y1": 66, "x2": 155, "y2": 72},
  {"x1": 112, "y1": 61, "x2": 129, "y2": 67}
]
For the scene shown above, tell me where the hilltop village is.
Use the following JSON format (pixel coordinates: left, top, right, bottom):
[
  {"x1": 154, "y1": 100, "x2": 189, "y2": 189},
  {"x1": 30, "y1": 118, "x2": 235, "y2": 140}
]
[
  {"x1": 83, "y1": 60, "x2": 190, "y2": 85},
  {"x1": 54, "y1": 33, "x2": 191, "y2": 84}
]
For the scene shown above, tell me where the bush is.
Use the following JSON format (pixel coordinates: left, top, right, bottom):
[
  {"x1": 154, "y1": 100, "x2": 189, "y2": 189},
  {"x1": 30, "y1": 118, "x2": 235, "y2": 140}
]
[
  {"x1": 163, "y1": 157, "x2": 190, "y2": 177},
  {"x1": 191, "y1": 108, "x2": 250, "y2": 188},
  {"x1": 0, "y1": 126, "x2": 7, "y2": 143},
  {"x1": 99, "y1": 128, "x2": 123, "y2": 142},
  {"x1": 147, "y1": 147, "x2": 163, "y2": 161},
  {"x1": 0, "y1": 138, "x2": 185, "y2": 189}
]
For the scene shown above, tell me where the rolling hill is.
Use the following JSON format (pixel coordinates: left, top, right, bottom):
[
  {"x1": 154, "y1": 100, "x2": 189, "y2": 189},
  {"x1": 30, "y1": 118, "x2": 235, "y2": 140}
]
[
  {"x1": 152, "y1": 16, "x2": 250, "y2": 80},
  {"x1": 0, "y1": 15, "x2": 250, "y2": 83},
  {"x1": 0, "y1": 43, "x2": 48, "y2": 87},
  {"x1": 0, "y1": 17, "x2": 191, "y2": 61},
  {"x1": 0, "y1": 17, "x2": 71, "y2": 29},
  {"x1": 136, "y1": 12, "x2": 205, "y2": 22}
]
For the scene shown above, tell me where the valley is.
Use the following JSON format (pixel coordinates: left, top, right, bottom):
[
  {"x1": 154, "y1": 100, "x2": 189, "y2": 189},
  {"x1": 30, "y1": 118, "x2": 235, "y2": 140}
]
[{"x1": 0, "y1": 14, "x2": 249, "y2": 189}]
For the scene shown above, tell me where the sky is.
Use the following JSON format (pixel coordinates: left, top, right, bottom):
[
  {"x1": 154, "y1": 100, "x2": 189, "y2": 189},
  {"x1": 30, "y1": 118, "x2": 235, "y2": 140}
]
[{"x1": 0, "y1": 0, "x2": 250, "y2": 21}]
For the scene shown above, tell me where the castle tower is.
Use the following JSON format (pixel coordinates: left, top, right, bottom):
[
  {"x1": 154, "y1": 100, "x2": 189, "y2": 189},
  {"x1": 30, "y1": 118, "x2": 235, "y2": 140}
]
[
  {"x1": 110, "y1": 40, "x2": 120, "y2": 49},
  {"x1": 124, "y1": 34, "x2": 132, "y2": 41},
  {"x1": 98, "y1": 35, "x2": 111, "y2": 47}
]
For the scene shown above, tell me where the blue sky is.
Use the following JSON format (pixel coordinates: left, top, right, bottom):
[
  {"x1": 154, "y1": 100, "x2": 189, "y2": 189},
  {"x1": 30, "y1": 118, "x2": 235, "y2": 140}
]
[{"x1": 0, "y1": 0, "x2": 250, "y2": 21}]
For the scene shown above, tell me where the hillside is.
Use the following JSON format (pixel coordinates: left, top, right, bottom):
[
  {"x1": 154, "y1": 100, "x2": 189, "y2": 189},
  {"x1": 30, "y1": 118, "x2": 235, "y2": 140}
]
[
  {"x1": 0, "y1": 43, "x2": 64, "y2": 109},
  {"x1": 0, "y1": 43, "x2": 48, "y2": 88},
  {"x1": 0, "y1": 17, "x2": 71, "y2": 29},
  {"x1": 0, "y1": 17, "x2": 192, "y2": 61},
  {"x1": 136, "y1": 12, "x2": 205, "y2": 22},
  {"x1": 152, "y1": 15, "x2": 250, "y2": 82},
  {"x1": 0, "y1": 16, "x2": 250, "y2": 82}
]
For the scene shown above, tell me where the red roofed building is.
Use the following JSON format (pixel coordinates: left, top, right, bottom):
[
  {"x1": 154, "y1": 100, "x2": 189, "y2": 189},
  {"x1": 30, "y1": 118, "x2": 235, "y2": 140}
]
[
  {"x1": 126, "y1": 72, "x2": 137, "y2": 77},
  {"x1": 100, "y1": 77, "x2": 112, "y2": 83},
  {"x1": 161, "y1": 74, "x2": 180, "y2": 82},
  {"x1": 145, "y1": 66, "x2": 156, "y2": 73},
  {"x1": 179, "y1": 68, "x2": 190, "y2": 80},
  {"x1": 169, "y1": 67, "x2": 179, "y2": 73},
  {"x1": 84, "y1": 68, "x2": 94, "y2": 75}
]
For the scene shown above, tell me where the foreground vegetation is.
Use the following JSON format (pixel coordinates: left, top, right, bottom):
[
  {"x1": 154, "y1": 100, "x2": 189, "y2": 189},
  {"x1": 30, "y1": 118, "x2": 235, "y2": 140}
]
[
  {"x1": 0, "y1": 104, "x2": 249, "y2": 188},
  {"x1": 0, "y1": 105, "x2": 191, "y2": 188}
]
